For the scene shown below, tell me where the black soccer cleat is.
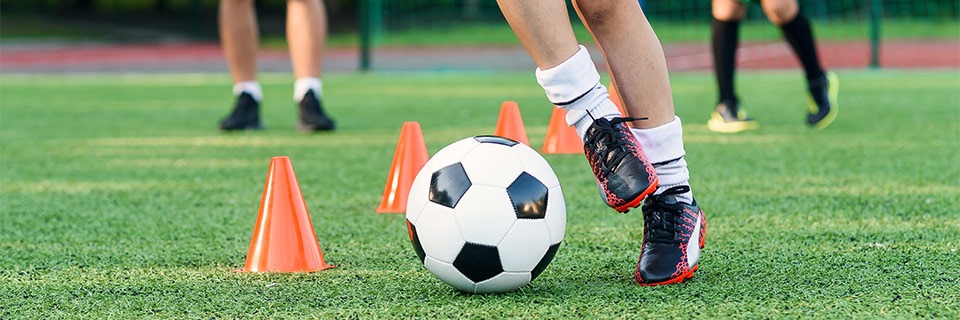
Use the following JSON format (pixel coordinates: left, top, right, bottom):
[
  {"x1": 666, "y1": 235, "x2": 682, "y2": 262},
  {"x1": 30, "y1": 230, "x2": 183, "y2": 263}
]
[
  {"x1": 634, "y1": 185, "x2": 706, "y2": 286},
  {"x1": 219, "y1": 92, "x2": 263, "y2": 131},
  {"x1": 583, "y1": 116, "x2": 658, "y2": 213},
  {"x1": 806, "y1": 71, "x2": 839, "y2": 129},
  {"x1": 297, "y1": 90, "x2": 336, "y2": 132}
]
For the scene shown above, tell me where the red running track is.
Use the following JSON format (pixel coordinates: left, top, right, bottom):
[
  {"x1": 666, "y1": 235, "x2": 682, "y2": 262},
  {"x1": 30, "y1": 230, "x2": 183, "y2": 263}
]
[{"x1": 1, "y1": 40, "x2": 956, "y2": 73}]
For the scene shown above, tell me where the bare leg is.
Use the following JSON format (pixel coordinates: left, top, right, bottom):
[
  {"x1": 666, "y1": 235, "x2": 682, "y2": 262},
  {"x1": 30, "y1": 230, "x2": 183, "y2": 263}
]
[
  {"x1": 498, "y1": 1, "x2": 703, "y2": 286},
  {"x1": 713, "y1": 0, "x2": 747, "y2": 21},
  {"x1": 497, "y1": 0, "x2": 704, "y2": 286},
  {"x1": 573, "y1": 0, "x2": 673, "y2": 128},
  {"x1": 498, "y1": 0, "x2": 621, "y2": 142},
  {"x1": 496, "y1": 0, "x2": 579, "y2": 69},
  {"x1": 286, "y1": 0, "x2": 334, "y2": 131},
  {"x1": 218, "y1": 0, "x2": 264, "y2": 130},
  {"x1": 760, "y1": 0, "x2": 798, "y2": 25},
  {"x1": 219, "y1": 0, "x2": 259, "y2": 83},
  {"x1": 572, "y1": 1, "x2": 703, "y2": 286},
  {"x1": 286, "y1": 0, "x2": 326, "y2": 79}
]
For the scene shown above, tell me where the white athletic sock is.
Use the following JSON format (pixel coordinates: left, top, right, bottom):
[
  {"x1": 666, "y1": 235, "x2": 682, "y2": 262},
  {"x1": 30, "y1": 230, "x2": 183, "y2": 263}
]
[
  {"x1": 233, "y1": 81, "x2": 263, "y2": 101},
  {"x1": 294, "y1": 77, "x2": 322, "y2": 103},
  {"x1": 631, "y1": 116, "x2": 694, "y2": 203},
  {"x1": 535, "y1": 45, "x2": 621, "y2": 140}
]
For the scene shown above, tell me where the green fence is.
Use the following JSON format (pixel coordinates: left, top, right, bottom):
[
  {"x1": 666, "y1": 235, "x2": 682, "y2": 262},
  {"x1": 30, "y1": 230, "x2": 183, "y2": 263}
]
[{"x1": 359, "y1": 0, "x2": 959, "y2": 70}]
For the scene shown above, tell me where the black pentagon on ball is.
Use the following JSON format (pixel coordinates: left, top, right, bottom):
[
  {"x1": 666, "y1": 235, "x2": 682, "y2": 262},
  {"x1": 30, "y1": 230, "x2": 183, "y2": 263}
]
[
  {"x1": 473, "y1": 135, "x2": 518, "y2": 146},
  {"x1": 506, "y1": 172, "x2": 549, "y2": 219},
  {"x1": 429, "y1": 162, "x2": 471, "y2": 208},
  {"x1": 453, "y1": 242, "x2": 503, "y2": 283},
  {"x1": 531, "y1": 243, "x2": 561, "y2": 281},
  {"x1": 406, "y1": 220, "x2": 426, "y2": 264}
]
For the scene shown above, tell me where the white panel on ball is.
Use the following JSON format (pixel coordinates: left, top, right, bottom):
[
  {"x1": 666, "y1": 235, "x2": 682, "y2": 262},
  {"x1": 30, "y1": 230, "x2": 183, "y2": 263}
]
[
  {"x1": 424, "y1": 256, "x2": 476, "y2": 293},
  {"x1": 544, "y1": 186, "x2": 567, "y2": 245},
  {"x1": 497, "y1": 220, "x2": 551, "y2": 272},
  {"x1": 460, "y1": 144, "x2": 524, "y2": 188},
  {"x1": 513, "y1": 144, "x2": 561, "y2": 189},
  {"x1": 407, "y1": 136, "x2": 477, "y2": 223},
  {"x1": 475, "y1": 272, "x2": 531, "y2": 294},
  {"x1": 415, "y1": 205, "x2": 465, "y2": 263},
  {"x1": 405, "y1": 168, "x2": 432, "y2": 223},
  {"x1": 427, "y1": 137, "x2": 480, "y2": 167},
  {"x1": 452, "y1": 185, "x2": 518, "y2": 246}
]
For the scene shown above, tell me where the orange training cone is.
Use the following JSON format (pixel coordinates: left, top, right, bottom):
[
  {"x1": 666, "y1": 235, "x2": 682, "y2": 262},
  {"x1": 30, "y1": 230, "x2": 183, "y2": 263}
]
[
  {"x1": 238, "y1": 156, "x2": 334, "y2": 273},
  {"x1": 541, "y1": 108, "x2": 584, "y2": 154},
  {"x1": 376, "y1": 122, "x2": 429, "y2": 213},
  {"x1": 494, "y1": 101, "x2": 530, "y2": 145}
]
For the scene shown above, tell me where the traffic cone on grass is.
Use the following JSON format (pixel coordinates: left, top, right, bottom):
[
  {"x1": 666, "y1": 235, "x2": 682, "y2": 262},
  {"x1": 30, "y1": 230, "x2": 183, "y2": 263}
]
[
  {"x1": 238, "y1": 156, "x2": 334, "y2": 273},
  {"x1": 541, "y1": 108, "x2": 583, "y2": 154},
  {"x1": 494, "y1": 101, "x2": 530, "y2": 145},
  {"x1": 376, "y1": 122, "x2": 429, "y2": 213}
]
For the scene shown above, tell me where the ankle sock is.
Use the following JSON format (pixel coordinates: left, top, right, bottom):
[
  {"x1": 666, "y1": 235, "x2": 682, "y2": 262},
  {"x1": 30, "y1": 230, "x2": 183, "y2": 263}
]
[
  {"x1": 233, "y1": 81, "x2": 263, "y2": 102},
  {"x1": 535, "y1": 45, "x2": 621, "y2": 139},
  {"x1": 631, "y1": 117, "x2": 694, "y2": 203},
  {"x1": 294, "y1": 77, "x2": 322, "y2": 103}
]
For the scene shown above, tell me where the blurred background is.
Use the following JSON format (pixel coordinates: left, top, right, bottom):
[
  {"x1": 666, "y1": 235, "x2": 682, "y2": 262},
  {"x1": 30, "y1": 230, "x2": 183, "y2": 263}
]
[{"x1": 1, "y1": 0, "x2": 958, "y2": 73}]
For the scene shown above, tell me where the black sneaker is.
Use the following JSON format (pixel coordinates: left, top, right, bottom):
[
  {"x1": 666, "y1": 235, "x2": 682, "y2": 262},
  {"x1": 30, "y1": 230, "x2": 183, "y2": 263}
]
[
  {"x1": 219, "y1": 92, "x2": 262, "y2": 131},
  {"x1": 297, "y1": 90, "x2": 335, "y2": 132},
  {"x1": 806, "y1": 71, "x2": 839, "y2": 129},
  {"x1": 634, "y1": 185, "x2": 706, "y2": 286},
  {"x1": 583, "y1": 116, "x2": 658, "y2": 213},
  {"x1": 707, "y1": 99, "x2": 758, "y2": 133}
]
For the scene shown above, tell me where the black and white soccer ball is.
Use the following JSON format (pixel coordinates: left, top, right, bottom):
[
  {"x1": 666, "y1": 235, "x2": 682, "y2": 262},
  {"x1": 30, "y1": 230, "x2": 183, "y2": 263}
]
[{"x1": 405, "y1": 135, "x2": 566, "y2": 294}]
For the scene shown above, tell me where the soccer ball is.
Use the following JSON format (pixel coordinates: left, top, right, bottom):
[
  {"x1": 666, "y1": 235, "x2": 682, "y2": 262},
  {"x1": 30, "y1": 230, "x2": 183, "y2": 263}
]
[{"x1": 405, "y1": 135, "x2": 566, "y2": 294}]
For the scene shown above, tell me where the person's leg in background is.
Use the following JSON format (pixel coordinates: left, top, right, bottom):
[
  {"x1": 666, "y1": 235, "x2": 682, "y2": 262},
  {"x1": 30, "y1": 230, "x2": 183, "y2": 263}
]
[
  {"x1": 707, "y1": 0, "x2": 758, "y2": 133},
  {"x1": 219, "y1": 0, "x2": 264, "y2": 130},
  {"x1": 287, "y1": 0, "x2": 335, "y2": 131},
  {"x1": 762, "y1": 0, "x2": 838, "y2": 129}
]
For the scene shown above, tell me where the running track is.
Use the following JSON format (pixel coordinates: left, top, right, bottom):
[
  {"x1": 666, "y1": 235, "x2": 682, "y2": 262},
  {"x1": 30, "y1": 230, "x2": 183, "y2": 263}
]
[{"x1": 1, "y1": 40, "x2": 957, "y2": 73}]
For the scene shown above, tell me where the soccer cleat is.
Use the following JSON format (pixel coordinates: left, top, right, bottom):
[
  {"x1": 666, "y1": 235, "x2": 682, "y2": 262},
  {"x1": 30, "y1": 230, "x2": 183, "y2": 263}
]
[
  {"x1": 219, "y1": 92, "x2": 263, "y2": 131},
  {"x1": 297, "y1": 90, "x2": 336, "y2": 132},
  {"x1": 707, "y1": 100, "x2": 758, "y2": 133},
  {"x1": 806, "y1": 71, "x2": 839, "y2": 129},
  {"x1": 635, "y1": 185, "x2": 706, "y2": 286},
  {"x1": 583, "y1": 116, "x2": 658, "y2": 213}
]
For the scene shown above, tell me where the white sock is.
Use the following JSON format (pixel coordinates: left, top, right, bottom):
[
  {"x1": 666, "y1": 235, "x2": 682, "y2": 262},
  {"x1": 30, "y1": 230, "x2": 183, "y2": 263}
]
[
  {"x1": 535, "y1": 45, "x2": 621, "y2": 140},
  {"x1": 294, "y1": 77, "x2": 322, "y2": 103},
  {"x1": 233, "y1": 81, "x2": 263, "y2": 101},
  {"x1": 631, "y1": 116, "x2": 694, "y2": 203}
]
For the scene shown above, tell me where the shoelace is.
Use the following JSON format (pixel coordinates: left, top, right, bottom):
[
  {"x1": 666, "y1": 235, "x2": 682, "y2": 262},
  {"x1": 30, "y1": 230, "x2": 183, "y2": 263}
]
[
  {"x1": 641, "y1": 185, "x2": 691, "y2": 245},
  {"x1": 584, "y1": 114, "x2": 647, "y2": 174}
]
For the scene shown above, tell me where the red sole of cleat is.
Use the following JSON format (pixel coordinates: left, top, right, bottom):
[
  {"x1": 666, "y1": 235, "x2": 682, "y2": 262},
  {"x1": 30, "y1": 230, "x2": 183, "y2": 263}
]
[
  {"x1": 614, "y1": 177, "x2": 659, "y2": 213},
  {"x1": 636, "y1": 264, "x2": 699, "y2": 286}
]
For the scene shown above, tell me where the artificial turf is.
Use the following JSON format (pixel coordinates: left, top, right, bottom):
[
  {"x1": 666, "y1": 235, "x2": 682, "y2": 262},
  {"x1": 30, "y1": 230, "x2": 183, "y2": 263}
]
[{"x1": 1, "y1": 70, "x2": 957, "y2": 318}]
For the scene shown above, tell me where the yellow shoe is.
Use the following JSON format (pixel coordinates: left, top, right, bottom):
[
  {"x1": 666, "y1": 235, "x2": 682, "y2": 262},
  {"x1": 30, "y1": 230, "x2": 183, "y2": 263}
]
[
  {"x1": 807, "y1": 71, "x2": 839, "y2": 130},
  {"x1": 707, "y1": 101, "x2": 759, "y2": 133}
]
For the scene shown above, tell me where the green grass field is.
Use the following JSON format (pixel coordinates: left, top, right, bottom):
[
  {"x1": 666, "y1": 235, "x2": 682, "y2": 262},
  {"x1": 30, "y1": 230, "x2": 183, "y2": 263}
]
[{"x1": 1, "y1": 70, "x2": 958, "y2": 318}]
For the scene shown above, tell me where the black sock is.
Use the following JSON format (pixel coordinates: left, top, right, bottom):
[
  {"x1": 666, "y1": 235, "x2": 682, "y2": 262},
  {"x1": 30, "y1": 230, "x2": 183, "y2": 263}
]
[
  {"x1": 712, "y1": 18, "x2": 740, "y2": 110},
  {"x1": 780, "y1": 13, "x2": 825, "y2": 81}
]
